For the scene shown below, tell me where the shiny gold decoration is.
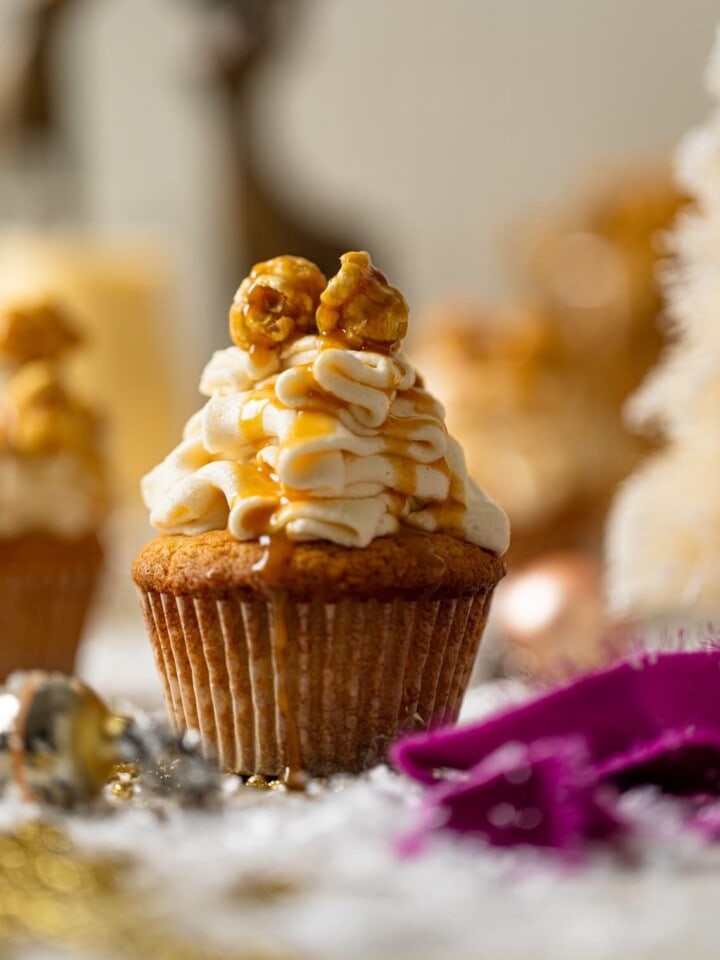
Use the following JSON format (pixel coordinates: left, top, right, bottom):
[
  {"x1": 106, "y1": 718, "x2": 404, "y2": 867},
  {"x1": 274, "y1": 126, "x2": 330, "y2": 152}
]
[
  {"x1": 106, "y1": 762, "x2": 140, "y2": 803},
  {"x1": 108, "y1": 779, "x2": 135, "y2": 802},
  {"x1": 0, "y1": 821, "x2": 297, "y2": 959},
  {"x1": 246, "y1": 774, "x2": 271, "y2": 790},
  {"x1": 9, "y1": 673, "x2": 125, "y2": 807},
  {"x1": 317, "y1": 251, "x2": 409, "y2": 349},
  {"x1": 230, "y1": 256, "x2": 326, "y2": 351},
  {"x1": 494, "y1": 551, "x2": 617, "y2": 680},
  {"x1": 0, "y1": 673, "x2": 223, "y2": 809}
]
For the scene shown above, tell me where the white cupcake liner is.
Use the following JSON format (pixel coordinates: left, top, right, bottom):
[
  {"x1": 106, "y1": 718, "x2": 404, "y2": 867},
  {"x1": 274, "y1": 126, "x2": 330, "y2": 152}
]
[{"x1": 138, "y1": 588, "x2": 496, "y2": 776}]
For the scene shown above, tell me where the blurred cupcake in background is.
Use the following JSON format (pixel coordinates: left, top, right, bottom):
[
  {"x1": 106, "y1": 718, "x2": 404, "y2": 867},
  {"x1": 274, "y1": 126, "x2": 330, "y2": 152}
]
[
  {"x1": 413, "y1": 167, "x2": 685, "y2": 568},
  {"x1": 0, "y1": 298, "x2": 108, "y2": 678},
  {"x1": 412, "y1": 166, "x2": 685, "y2": 679},
  {"x1": 412, "y1": 299, "x2": 643, "y2": 568},
  {"x1": 523, "y1": 167, "x2": 686, "y2": 404}
]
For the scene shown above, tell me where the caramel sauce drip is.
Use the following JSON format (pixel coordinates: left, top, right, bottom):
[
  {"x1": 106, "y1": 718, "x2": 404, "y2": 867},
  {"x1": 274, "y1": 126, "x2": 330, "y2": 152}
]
[
  {"x1": 269, "y1": 591, "x2": 304, "y2": 787},
  {"x1": 253, "y1": 537, "x2": 306, "y2": 788},
  {"x1": 252, "y1": 532, "x2": 294, "y2": 584},
  {"x1": 230, "y1": 340, "x2": 469, "y2": 538},
  {"x1": 391, "y1": 456, "x2": 419, "y2": 496},
  {"x1": 248, "y1": 341, "x2": 276, "y2": 369},
  {"x1": 285, "y1": 408, "x2": 335, "y2": 443},
  {"x1": 421, "y1": 470, "x2": 468, "y2": 536},
  {"x1": 394, "y1": 530, "x2": 448, "y2": 583},
  {"x1": 237, "y1": 382, "x2": 277, "y2": 445},
  {"x1": 238, "y1": 501, "x2": 277, "y2": 539}
]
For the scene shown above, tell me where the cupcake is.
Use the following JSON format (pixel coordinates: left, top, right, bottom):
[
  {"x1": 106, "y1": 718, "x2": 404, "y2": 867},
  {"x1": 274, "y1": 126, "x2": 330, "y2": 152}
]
[
  {"x1": 133, "y1": 252, "x2": 509, "y2": 776},
  {"x1": 412, "y1": 302, "x2": 628, "y2": 565},
  {"x1": 414, "y1": 170, "x2": 684, "y2": 566},
  {"x1": 0, "y1": 299, "x2": 107, "y2": 678}
]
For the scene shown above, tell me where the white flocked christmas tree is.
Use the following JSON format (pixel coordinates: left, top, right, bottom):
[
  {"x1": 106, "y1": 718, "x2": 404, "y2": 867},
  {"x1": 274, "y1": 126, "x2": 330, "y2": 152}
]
[{"x1": 607, "y1": 29, "x2": 720, "y2": 621}]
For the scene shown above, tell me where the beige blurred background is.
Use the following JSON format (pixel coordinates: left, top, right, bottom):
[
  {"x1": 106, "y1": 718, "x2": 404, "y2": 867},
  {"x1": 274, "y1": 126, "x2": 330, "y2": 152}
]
[
  {"x1": 0, "y1": 0, "x2": 717, "y2": 688},
  {"x1": 2, "y1": 0, "x2": 719, "y2": 361}
]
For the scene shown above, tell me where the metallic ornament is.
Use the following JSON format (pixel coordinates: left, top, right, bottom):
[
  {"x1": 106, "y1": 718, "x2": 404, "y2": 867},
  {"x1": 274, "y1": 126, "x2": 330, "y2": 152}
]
[
  {"x1": 0, "y1": 672, "x2": 222, "y2": 809},
  {"x1": 494, "y1": 551, "x2": 614, "y2": 679}
]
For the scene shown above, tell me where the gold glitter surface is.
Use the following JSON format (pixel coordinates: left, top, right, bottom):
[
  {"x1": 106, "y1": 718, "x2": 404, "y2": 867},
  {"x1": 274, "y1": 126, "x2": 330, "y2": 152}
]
[
  {"x1": 106, "y1": 761, "x2": 141, "y2": 803},
  {"x1": 246, "y1": 775, "x2": 271, "y2": 790},
  {"x1": 0, "y1": 820, "x2": 299, "y2": 960},
  {"x1": 230, "y1": 874, "x2": 302, "y2": 904}
]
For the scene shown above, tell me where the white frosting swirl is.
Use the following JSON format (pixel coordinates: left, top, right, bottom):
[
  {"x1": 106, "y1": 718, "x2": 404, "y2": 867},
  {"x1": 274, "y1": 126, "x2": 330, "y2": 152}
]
[
  {"x1": 142, "y1": 337, "x2": 509, "y2": 554},
  {"x1": 0, "y1": 452, "x2": 105, "y2": 538}
]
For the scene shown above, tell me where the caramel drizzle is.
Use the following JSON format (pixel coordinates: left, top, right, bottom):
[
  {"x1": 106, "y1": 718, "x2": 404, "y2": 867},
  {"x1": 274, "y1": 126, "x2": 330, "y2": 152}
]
[
  {"x1": 229, "y1": 333, "x2": 469, "y2": 539},
  {"x1": 252, "y1": 537, "x2": 305, "y2": 788},
  {"x1": 234, "y1": 334, "x2": 465, "y2": 785}
]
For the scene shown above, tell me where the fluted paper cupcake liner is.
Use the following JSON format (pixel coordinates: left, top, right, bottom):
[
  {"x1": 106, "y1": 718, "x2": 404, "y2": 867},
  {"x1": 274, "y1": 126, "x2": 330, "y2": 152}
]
[
  {"x1": 0, "y1": 564, "x2": 101, "y2": 679},
  {"x1": 138, "y1": 588, "x2": 495, "y2": 776}
]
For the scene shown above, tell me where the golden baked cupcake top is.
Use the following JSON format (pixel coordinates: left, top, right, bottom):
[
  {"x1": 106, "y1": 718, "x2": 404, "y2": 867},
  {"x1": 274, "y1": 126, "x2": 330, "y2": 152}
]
[
  {"x1": 0, "y1": 298, "x2": 107, "y2": 537},
  {"x1": 142, "y1": 252, "x2": 509, "y2": 554}
]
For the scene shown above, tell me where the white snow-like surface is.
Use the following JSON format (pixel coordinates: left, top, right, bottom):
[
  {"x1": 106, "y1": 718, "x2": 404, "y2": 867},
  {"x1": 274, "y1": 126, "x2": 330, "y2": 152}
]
[{"x1": 4, "y1": 746, "x2": 720, "y2": 960}]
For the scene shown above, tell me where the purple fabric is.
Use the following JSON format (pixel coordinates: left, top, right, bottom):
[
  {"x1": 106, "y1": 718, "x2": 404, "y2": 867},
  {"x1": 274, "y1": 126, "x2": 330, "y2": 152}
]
[
  {"x1": 391, "y1": 649, "x2": 720, "y2": 851},
  {"x1": 410, "y1": 737, "x2": 621, "y2": 850}
]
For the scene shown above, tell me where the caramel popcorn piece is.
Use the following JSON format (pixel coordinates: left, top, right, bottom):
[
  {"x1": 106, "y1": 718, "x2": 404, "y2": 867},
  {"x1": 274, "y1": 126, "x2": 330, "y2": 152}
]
[
  {"x1": 230, "y1": 256, "x2": 327, "y2": 350},
  {"x1": 0, "y1": 300, "x2": 82, "y2": 363},
  {"x1": 316, "y1": 251, "x2": 409, "y2": 349},
  {"x1": 6, "y1": 360, "x2": 66, "y2": 410},
  {"x1": 2, "y1": 361, "x2": 101, "y2": 462}
]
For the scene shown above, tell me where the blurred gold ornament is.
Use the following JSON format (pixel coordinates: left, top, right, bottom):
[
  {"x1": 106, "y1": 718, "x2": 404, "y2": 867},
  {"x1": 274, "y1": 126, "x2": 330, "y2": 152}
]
[
  {"x1": 108, "y1": 778, "x2": 135, "y2": 802},
  {"x1": 493, "y1": 551, "x2": 619, "y2": 680},
  {"x1": 7, "y1": 672, "x2": 124, "y2": 807},
  {"x1": 0, "y1": 672, "x2": 222, "y2": 809}
]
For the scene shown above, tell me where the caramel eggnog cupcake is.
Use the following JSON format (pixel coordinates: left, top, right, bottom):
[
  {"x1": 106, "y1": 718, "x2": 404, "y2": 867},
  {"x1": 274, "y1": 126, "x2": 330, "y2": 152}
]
[
  {"x1": 133, "y1": 253, "x2": 509, "y2": 777},
  {"x1": 0, "y1": 300, "x2": 107, "y2": 677},
  {"x1": 413, "y1": 302, "x2": 650, "y2": 565}
]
